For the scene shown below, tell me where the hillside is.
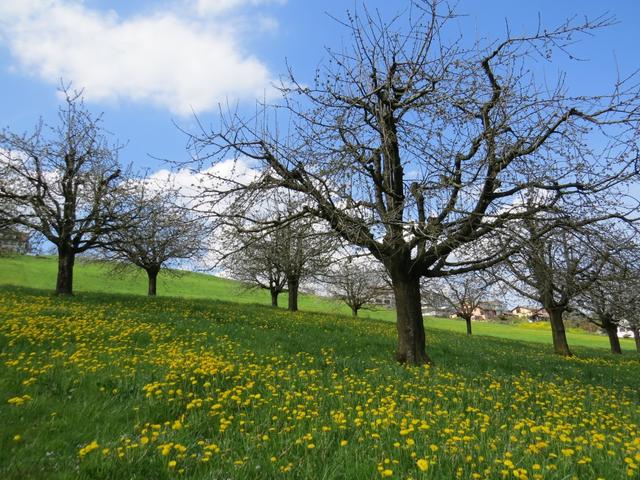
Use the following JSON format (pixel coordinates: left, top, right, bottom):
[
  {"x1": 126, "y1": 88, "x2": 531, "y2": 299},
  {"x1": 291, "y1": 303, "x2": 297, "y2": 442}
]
[
  {"x1": 0, "y1": 254, "x2": 636, "y2": 351},
  {"x1": 1, "y1": 286, "x2": 638, "y2": 479},
  {"x1": 0, "y1": 254, "x2": 372, "y2": 318}
]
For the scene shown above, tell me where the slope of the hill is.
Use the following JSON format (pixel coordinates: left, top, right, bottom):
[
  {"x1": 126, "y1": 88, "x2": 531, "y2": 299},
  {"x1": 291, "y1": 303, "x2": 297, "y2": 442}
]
[
  {"x1": 0, "y1": 286, "x2": 638, "y2": 479},
  {"x1": 0, "y1": 254, "x2": 364, "y2": 317},
  {"x1": 0, "y1": 254, "x2": 636, "y2": 351}
]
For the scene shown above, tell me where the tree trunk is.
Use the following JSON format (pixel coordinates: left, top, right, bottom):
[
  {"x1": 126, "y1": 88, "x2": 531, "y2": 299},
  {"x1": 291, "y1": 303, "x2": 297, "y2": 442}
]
[
  {"x1": 270, "y1": 289, "x2": 279, "y2": 307},
  {"x1": 288, "y1": 276, "x2": 299, "y2": 312},
  {"x1": 146, "y1": 268, "x2": 159, "y2": 296},
  {"x1": 602, "y1": 316, "x2": 621, "y2": 354},
  {"x1": 55, "y1": 247, "x2": 75, "y2": 296},
  {"x1": 631, "y1": 325, "x2": 640, "y2": 353},
  {"x1": 391, "y1": 271, "x2": 432, "y2": 365},
  {"x1": 351, "y1": 305, "x2": 358, "y2": 317},
  {"x1": 464, "y1": 316, "x2": 472, "y2": 336},
  {"x1": 548, "y1": 308, "x2": 572, "y2": 356}
]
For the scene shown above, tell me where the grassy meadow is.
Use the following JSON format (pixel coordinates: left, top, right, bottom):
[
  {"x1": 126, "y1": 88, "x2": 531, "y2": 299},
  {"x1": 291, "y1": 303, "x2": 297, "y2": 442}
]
[
  {"x1": 0, "y1": 255, "x2": 636, "y2": 351},
  {"x1": 0, "y1": 255, "x2": 356, "y2": 317},
  {"x1": 0, "y1": 255, "x2": 639, "y2": 479}
]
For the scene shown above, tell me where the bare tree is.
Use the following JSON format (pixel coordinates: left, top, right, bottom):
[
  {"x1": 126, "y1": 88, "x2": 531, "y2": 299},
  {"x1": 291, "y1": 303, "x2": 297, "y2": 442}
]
[
  {"x1": 575, "y1": 241, "x2": 640, "y2": 354},
  {"x1": 0, "y1": 86, "x2": 125, "y2": 295},
  {"x1": 576, "y1": 277, "x2": 624, "y2": 354},
  {"x1": 495, "y1": 218, "x2": 628, "y2": 356},
  {"x1": 433, "y1": 273, "x2": 488, "y2": 335},
  {"x1": 609, "y1": 256, "x2": 640, "y2": 354},
  {"x1": 220, "y1": 206, "x2": 336, "y2": 311},
  {"x1": 187, "y1": 2, "x2": 640, "y2": 364},
  {"x1": 220, "y1": 227, "x2": 288, "y2": 307},
  {"x1": 269, "y1": 218, "x2": 335, "y2": 312},
  {"x1": 102, "y1": 184, "x2": 207, "y2": 296},
  {"x1": 328, "y1": 258, "x2": 386, "y2": 317}
]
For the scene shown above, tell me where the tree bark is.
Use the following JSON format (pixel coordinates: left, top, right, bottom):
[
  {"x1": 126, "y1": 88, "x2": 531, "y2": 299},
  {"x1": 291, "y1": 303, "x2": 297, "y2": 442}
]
[
  {"x1": 631, "y1": 325, "x2": 640, "y2": 353},
  {"x1": 464, "y1": 316, "x2": 472, "y2": 336},
  {"x1": 146, "y1": 268, "x2": 159, "y2": 296},
  {"x1": 391, "y1": 271, "x2": 432, "y2": 365},
  {"x1": 288, "y1": 276, "x2": 299, "y2": 312},
  {"x1": 270, "y1": 289, "x2": 279, "y2": 307},
  {"x1": 351, "y1": 305, "x2": 358, "y2": 317},
  {"x1": 55, "y1": 246, "x2": 75, "y2": 296},
  {"x1": 601, "y1": 316, "x2": 622, "y2": 354},
  {"x1": 548, "y1": 308, "x2": 572, "y2": 356}
]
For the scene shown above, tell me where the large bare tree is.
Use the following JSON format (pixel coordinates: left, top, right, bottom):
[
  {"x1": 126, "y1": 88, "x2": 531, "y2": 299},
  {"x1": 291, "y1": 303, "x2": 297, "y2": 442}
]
[
  {"x1": 102, "y1": 183, "x2": 207, "y2": 296},
  {"x1": 0, "y1": 87, "x2": 125, "y2": 295},
  {"x1": 187, "y1": 2, "x2": 640, "y2": 364}
]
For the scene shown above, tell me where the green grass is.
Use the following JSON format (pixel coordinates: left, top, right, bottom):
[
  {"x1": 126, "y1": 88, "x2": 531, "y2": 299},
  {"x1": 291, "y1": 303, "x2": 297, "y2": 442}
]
[
  {"x1": 423, "y1": 317, "x2": 638, "y2": 351},
  {"x1": 0, "y1": 254, "x2": 353, "y2": 315},
  {"x1": 0, "y1": 286, "x2": 638, "y2": 479},
  {"x1": 0, "y1": 254, "x2": 636, "y2": 352}
]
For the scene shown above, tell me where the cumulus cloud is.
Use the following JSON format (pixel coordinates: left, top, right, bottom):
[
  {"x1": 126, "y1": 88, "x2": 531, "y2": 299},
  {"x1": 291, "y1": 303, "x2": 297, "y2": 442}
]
[
  {"x1": 0, "y1": 0, "x2": 278, "y2": 115},
  {"x1": 195, "y1": 0, "x2": 286, "y2": 16},
  {"x1": 145, "y1": 160, "x2": 264, "y2": 270},
  {"x1": 148, "y1": 158, "x2": 261, "y2": 210}
]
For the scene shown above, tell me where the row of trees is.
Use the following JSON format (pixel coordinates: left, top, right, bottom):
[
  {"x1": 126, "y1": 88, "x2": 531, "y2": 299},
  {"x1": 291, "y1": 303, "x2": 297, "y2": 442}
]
[
  {"x1": 0, "y1": 87, "x2": 385, "y2": 310},
  {"x1": 0, "y1": 87, "x2": 208, "y2": 296},
  {"x1": 186, "y1": 0, "x2": 640, "y2": 364},
  {"x1": 221, "y1": 213, "x2": 640, "y2": 356},
  {"x1": 2, "y1": 1, "x2": 640, "y2": 365},
  {"x1": 427, "y1": 222, "x2": 640, "y2": 355}
]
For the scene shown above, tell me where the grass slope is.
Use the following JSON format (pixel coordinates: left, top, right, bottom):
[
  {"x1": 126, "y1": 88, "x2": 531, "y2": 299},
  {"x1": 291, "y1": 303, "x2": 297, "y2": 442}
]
[
  {"x1": 0, "y1": 254, "x2": 365, "y2": 317},
  {"x1": 0, "y1": 286, "x2": 638, "y2": 479},
  {"x1": 0, "y1": 254, "x2": 636, "y2": 351}
]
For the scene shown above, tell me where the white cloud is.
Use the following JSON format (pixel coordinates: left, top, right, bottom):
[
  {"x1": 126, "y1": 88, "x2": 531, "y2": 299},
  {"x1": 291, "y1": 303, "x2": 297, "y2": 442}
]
[
  {"x1": 0, "y1": 0, "x2": 278, "y2": 115},
  {"x1": 149, "y1": 158, "x2": 261, "y2": 211},
  {"x1": 195, "y1": 0, "x2": 285, "y2": 16},
  {"x1": 146, "y1": 160, "x2": 263, "y2": 270}
]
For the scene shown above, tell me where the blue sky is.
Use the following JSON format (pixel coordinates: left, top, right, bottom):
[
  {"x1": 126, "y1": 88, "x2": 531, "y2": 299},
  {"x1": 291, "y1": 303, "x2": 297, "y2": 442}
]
[{"x1": 0, "y1": 0, "x2": 638, "y2": 172}]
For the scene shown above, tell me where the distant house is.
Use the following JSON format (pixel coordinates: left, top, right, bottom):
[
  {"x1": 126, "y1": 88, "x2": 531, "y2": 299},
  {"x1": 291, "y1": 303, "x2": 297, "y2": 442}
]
[
  {"x1": 511, "y1": 305, "x2": 549, "y2": 322},
  {"x1": 470, "y1": 300, "x2": 508, "y2": 320},
  {"x1": 421, "y1": 289, "x2": 455, "y2": 317},
  {"x1": 482, "y1": 299, "x2": 506, "y2": 313},
  {"x1": 617, "y1": 321, "x2": 635, "y2": 339},
  {"x1": 422, "y1": 305, "x2": 454, "y2": 318},
  {"x1": 471, "y1": 303, "x2": 497, "y2": 320},
  {"x1": 529, "y1": 309, "x2": 550, "y2": 322},
  {"x1": 373, "y1": 287, "x2": 395, "y2": 308},
  {"x1": 511, "y1": 306, "x2": 536, "y2": 317},
  {"x1": 0, "y1": 228, "x2": 30, "y2": 254}
]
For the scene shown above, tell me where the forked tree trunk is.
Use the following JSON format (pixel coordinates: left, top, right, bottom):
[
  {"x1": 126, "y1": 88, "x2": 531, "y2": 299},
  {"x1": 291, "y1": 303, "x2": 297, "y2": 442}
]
[
  {"x1": 146, "y1": 268, "x2": 159, "y2": 296},
  {"x1": 288, "y1": 276, "x2": 299, "y2": 312},
  {"x1": 548, "y1": 308, "x2": 572, "y2": 356},
  {"x1": 270, "y1": 289, "x2": 279, "y2": 307},
  {"x1": 56, "y1": 246, "x2": 75, "y2": 296},
  {"x1": 392, "y1": 271, "x2": 432, "y2": 365},
  {"x1": 601, "y1": 316, "x2": 622, "y2": 354}
]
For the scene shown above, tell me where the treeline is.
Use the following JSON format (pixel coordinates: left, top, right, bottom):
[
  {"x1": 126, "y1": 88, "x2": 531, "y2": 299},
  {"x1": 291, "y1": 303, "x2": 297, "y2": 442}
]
[{"x1": 2, "y1": 1, "x2": 640, "y2": 364}]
